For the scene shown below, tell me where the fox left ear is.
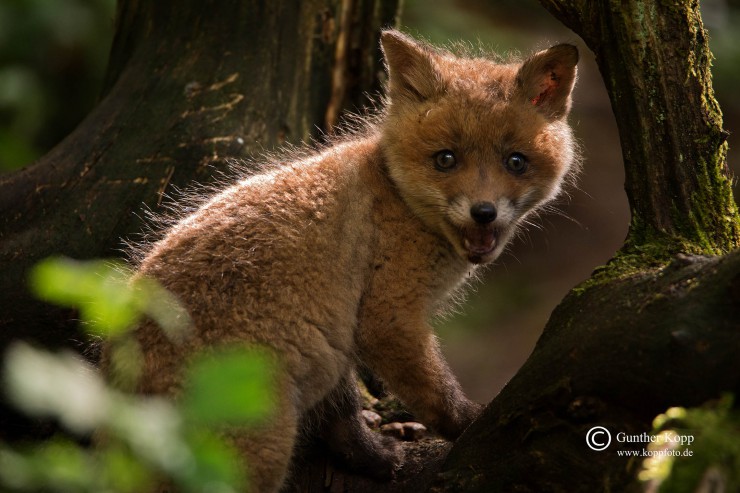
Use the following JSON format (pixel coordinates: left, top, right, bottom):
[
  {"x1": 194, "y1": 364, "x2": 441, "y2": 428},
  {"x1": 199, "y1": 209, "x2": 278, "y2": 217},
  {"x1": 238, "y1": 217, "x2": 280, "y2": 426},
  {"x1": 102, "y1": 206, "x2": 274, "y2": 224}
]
[
  {"x1": 380, "y1": 30, "x2": 445, "y2": 103},
  {"x1": 515, "y1": 44, "x2": 578, "y2": 119}
]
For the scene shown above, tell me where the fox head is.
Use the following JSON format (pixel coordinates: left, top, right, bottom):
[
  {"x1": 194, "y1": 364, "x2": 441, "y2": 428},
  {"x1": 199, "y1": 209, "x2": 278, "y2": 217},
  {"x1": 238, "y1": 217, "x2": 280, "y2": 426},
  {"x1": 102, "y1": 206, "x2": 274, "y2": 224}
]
[{"x1": 379, "y1": 30, "x2": 578, "y2": 264}]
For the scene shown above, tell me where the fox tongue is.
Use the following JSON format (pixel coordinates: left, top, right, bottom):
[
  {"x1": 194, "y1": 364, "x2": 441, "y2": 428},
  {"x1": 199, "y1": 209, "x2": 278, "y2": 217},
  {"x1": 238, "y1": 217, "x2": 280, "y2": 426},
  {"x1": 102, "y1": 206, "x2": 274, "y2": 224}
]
[{"x1": 463, "y1": 229, "x2": 497, "y2": 256}]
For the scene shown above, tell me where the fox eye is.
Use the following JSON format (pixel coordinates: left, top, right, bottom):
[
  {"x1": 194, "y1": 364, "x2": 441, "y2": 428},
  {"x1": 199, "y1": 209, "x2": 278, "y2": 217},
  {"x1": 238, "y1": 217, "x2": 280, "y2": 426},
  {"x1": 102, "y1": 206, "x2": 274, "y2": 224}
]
[
  {"x1": 504, "y1": 152, "x2": 528, "y2": 175},
  {"x1": 434, "y1": 150, "x2": 457, "y2": 171}
]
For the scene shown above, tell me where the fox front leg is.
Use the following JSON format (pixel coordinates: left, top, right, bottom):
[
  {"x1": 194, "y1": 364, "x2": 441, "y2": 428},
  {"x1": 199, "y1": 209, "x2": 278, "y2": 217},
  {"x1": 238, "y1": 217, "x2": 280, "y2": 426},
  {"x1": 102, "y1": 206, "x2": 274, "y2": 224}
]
[
  {"x1": 357, "y1": 316, "x2": 482, "y2": 440},
  {"x1": 301, "y1": 369, "x2": 403, "y2": 480}
]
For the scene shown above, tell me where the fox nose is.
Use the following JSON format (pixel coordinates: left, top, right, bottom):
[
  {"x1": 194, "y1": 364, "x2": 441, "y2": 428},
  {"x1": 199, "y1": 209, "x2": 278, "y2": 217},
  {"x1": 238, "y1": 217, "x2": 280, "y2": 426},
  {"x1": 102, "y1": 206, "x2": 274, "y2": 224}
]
[{"x1": 470, "y1": 202, "x2": 497, "y2": 224}]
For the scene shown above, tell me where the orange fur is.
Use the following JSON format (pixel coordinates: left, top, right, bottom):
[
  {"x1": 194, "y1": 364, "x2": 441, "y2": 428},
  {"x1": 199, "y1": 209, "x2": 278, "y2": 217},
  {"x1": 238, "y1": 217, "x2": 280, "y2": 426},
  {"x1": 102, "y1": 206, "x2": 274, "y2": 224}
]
[{"x1": 105, "y1": 30, "x2": 579, "y2": 492}]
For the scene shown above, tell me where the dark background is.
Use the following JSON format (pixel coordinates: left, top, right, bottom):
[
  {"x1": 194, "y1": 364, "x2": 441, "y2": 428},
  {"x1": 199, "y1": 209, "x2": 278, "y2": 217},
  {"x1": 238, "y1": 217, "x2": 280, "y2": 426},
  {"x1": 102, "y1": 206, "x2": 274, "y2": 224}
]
[{"x1": 1, "y1": 0, "x2": 738, "y2": 403}]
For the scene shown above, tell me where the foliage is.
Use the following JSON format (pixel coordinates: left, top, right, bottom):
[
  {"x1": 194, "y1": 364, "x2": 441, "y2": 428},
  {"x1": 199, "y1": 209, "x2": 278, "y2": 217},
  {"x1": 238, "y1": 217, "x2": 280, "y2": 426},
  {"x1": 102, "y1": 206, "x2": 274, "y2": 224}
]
[
  {"x1": 0, "y1": 257, "x2": 274, "y2": 492},
  {"x1": 640, "y1": 395, "x2": 740, "y2": 493},
  {"x1": 30, "y1": 257, "x2": 188, "y2": 338},
  {"x1": 0, "y1": 0, "x2": 115, "y2": 171}
]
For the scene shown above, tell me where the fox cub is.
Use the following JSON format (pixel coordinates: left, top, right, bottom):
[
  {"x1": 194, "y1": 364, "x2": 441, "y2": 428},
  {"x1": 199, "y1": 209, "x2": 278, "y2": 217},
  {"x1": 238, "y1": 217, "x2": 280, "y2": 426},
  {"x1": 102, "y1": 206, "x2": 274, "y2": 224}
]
[{"x1": 116, "y1": 30, "x2": 578, "y2": 491}]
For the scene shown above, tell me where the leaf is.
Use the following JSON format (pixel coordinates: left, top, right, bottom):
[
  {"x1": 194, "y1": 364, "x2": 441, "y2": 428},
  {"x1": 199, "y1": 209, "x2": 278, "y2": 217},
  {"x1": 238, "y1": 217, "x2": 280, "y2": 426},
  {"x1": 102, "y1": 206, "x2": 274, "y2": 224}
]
[
  {"x1": 180, "y1": 430, "x2": 244, "y2": 493},
  {"x1": 107, "y1": 396, "x2": 188, "y2": 475},
  {"x1": 98, "y1": 445, "x2": 152, "y2": 493},
  {"x1": 0, "y1": 447, "x2": 37, "y2": 490},
  {"x1": 34, "y1": 440, "x2": 92, "y2": 492},
  {"x1": 28, "y1": 256, "x2": 190, "y2": 339},
  {"x1": 131, "y1": 276, "x2": 191, "y2": 339},
  {"x1": 4, "y1": 343, "x2": 109, "y2": 434},
  {"x1": 181, "y1": 347, "x2": 275, "y2": 426},
  {"x1": 29, "y1": 257, "x2": 139, "y2": 336},
  {"x1": 0, "y1": 439, "x2": 95, "y2": 493}
]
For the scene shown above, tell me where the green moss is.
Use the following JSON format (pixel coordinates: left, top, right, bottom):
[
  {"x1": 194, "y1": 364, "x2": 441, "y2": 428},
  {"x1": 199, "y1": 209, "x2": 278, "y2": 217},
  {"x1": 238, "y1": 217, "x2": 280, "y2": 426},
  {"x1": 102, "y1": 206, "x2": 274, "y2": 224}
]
[
  {"x1": 686, "y1": 149, "x2": 740, "y2": 253},
  {"x1": 570, "y1": 220, "x2": 719, "y2": 296},
  {"x1": 621, "y1": 141, "x2": 739, "y2": 266},
  {"x1": 640, "y1": 395, "x2": 740, "y2": 492},
  {"x1": 617, "y1": 0, "x2": 739, "y2": 261}
]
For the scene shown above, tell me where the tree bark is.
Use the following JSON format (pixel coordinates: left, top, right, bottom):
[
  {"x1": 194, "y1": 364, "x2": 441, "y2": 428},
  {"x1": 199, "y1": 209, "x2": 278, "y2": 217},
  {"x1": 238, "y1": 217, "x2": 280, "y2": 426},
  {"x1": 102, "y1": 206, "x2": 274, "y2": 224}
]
[
  {"x1": 436, "y1": 250, "x2": 740, "y2": 492},
  {"x1": 0, "y1": 0, "x2": 399, "y2": 439}
]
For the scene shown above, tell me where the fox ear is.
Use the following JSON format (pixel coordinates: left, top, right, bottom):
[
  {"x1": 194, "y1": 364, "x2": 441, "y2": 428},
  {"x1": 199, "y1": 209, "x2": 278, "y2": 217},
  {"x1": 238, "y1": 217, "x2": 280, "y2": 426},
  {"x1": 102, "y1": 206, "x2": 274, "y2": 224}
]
[
  {"x1": 516, "y1": 44, "x2": 578, "y2": 119},
  {"x1": 380, "y1": 30, "x2": 444, "y2": 102}
]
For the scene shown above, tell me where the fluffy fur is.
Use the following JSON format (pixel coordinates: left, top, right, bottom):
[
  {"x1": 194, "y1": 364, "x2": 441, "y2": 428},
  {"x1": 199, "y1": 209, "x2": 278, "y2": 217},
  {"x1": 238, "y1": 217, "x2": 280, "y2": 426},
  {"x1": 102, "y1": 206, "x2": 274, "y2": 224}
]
[{"x1": 105, "y1": 30, "x2": 579, "y2": 492}]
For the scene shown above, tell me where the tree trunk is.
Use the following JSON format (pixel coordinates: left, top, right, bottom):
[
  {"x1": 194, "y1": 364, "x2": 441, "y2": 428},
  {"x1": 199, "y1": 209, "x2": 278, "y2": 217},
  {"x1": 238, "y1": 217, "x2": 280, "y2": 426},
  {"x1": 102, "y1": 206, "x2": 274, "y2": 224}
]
[
  {"x1": 542, "y1": 0, "x2": 739, "y2": 258},
  {"x1": 0, "y1": 0, "x2": 399, "y2": 440}
]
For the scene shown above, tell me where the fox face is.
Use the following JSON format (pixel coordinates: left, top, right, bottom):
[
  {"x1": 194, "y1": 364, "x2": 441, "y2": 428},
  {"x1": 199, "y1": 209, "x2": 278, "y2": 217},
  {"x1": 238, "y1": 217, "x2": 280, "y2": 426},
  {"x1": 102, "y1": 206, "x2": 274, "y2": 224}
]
[{"x1": 380, "y1": 31, "x2": 578, "y2": 264}]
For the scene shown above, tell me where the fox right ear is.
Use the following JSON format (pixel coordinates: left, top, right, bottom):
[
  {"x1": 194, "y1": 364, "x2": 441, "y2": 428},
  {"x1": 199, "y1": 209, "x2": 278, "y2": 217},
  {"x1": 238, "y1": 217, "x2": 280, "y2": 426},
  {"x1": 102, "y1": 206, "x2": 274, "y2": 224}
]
[
  {"x1": 380, "y1": 30, "x2": 444, "y2": 102},
  {"x1": 515, "y1": 44, "x2": 578, "y2": 120}
]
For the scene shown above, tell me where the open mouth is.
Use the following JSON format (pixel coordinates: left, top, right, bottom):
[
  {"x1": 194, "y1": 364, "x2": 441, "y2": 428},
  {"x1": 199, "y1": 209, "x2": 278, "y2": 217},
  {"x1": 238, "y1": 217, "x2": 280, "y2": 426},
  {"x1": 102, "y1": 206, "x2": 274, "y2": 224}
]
[{"x1": 461, "y1": 227, "x2": 498, "y2": 264}]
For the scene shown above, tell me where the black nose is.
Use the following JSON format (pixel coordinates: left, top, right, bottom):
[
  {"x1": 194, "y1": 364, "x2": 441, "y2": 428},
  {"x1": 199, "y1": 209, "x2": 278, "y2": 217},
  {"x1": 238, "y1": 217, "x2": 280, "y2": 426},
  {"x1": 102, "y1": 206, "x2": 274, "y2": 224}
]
[{"x1": 470, "y1": 202, "x2": 497, "y2": 224}]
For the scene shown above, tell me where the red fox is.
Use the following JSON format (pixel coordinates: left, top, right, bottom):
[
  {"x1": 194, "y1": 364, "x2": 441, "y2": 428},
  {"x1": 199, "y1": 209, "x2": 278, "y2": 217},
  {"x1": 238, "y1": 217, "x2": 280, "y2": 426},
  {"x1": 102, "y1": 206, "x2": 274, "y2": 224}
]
[{"x1": 113, "y1": 30, "x2": 578, "y2": 491}]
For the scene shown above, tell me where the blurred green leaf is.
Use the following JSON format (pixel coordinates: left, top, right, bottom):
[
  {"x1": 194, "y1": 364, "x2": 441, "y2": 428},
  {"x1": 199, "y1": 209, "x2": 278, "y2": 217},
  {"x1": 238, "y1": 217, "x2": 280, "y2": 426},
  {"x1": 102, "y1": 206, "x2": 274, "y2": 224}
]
[
  {"x1": 0, "y1": 447, "x2": 37, "y2": 491},
  {"x1": 99, "y1": 445, "x2": 152, "y2": 493},
  {"x1": 107, "y1": 396, "x2": 189, "y2": 476},
  {"x1": 34, "y1": 440, "x2": 91, "y2": 492},
  {"x1": 29, "y1": 256, "x2": 190, "y2": 338},
  {"x1": 181, "y1": 430, "x2": 244, "y2": 493},
  {"x1": 0, "y1": 439, "x2": 153, "y2": 493},
  {"x1": 641, "y1": 394, "x2": 740, "y2": 492},
  {"x1": 182, "y1": 347, "x2": 275, "y2": 426},
  {"x1": 132, "y1": 276, "x2": 191, "y2": 338},
  {"x1": 29, "y1": 257, "x2": 139, "y2": 336},
  {"x1": 10, "y1": 258, "x2": 269, "y2": 492},
  {"x1": 0, "y1": 439, "x2": 93, "y2": 493},
  {"x1": 105, "y1": 335, "x2": 144, "y2": 392}
]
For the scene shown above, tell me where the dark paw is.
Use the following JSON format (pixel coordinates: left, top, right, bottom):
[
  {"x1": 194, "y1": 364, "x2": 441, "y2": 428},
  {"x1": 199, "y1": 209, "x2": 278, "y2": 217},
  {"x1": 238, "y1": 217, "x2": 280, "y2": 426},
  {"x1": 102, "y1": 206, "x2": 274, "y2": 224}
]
[
  {"x1": 329, "y1": 426, "x2": 404, "y2": 481},
  {"x1": 355, "y1": 432, "x2": 404, "y2": 481}
]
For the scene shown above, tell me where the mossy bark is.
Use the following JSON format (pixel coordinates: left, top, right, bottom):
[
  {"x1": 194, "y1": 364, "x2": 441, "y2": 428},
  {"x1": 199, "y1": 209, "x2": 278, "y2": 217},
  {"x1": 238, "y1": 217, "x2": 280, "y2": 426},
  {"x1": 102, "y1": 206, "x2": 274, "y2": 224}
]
[
  {"x1": 437, "y1": 251, "x2": 740, "y2": 492},
  {"x1": 541, "y1": 0, "x2": 740, "y2": 264},
  {"x1": 0, "y1": 0, "x2": 398, "y2": 440}
]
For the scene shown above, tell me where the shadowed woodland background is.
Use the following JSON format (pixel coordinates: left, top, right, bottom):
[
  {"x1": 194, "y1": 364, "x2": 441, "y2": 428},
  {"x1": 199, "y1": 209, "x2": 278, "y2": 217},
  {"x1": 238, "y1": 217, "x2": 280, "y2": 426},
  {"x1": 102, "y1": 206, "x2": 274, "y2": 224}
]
[{"x1": 2, "y1": 0, "x2": 738, "y2": 404}]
